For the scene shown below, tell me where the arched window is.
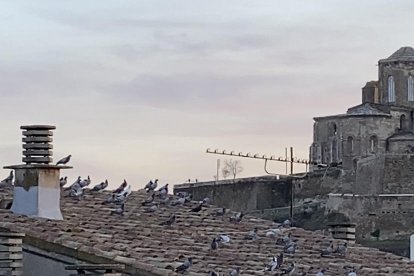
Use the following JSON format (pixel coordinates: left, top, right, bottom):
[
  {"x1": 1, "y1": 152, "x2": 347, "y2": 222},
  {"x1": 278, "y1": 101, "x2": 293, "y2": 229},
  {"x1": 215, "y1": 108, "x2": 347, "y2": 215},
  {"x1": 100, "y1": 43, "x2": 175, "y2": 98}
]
[
  {"x1": 388, "y1": 76, "x2": 395, "y2": 103},
  {"x1": 347, "y1": 136, "x2": 354, "y2": 155},
  {"x1": 408, "y1": 75, "x2": 414, "y2": 102},
  {"x1": 370, "y1": 135, "x2": 378, "y2": 153}
]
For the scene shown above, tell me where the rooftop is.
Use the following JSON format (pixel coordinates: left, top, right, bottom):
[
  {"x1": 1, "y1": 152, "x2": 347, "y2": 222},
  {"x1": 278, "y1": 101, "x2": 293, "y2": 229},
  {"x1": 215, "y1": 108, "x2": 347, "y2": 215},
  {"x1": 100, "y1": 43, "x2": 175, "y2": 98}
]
[
  {"x1": 379, "y1": 46, "x2": 414, "y2": 63},
  {"x1": 1, "y1": 185, "x2": 414, "y2": 275}
]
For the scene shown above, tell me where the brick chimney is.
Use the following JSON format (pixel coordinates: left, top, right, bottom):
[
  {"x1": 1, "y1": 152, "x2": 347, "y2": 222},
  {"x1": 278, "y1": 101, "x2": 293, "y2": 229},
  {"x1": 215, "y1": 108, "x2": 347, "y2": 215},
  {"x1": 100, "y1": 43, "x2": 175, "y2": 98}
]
[{"x1": 3, "y1": 125, "x2": 72, "y2": 220}]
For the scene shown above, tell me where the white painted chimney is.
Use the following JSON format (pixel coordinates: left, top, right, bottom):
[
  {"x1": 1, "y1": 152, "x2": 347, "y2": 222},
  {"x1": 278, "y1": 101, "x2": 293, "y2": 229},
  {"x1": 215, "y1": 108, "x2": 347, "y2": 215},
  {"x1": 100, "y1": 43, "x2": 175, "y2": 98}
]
[{"x1": 4, "y1": 125, "x2": 71, "y2": 220}]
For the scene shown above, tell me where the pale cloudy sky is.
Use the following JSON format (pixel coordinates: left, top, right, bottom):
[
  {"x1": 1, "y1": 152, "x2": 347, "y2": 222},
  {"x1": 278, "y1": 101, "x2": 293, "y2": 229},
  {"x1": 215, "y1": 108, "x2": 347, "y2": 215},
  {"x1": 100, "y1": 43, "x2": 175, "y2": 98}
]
[{"x1": 1, "y1": 1, "x2": 413, "y2": 189}]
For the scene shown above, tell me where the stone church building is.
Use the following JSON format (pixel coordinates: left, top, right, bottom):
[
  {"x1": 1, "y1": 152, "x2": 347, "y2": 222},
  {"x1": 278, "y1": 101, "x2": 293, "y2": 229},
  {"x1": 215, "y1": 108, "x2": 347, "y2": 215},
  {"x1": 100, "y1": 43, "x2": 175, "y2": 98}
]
[{"x1": 310, "y1": 47, "x2": 414, "y2": 183}]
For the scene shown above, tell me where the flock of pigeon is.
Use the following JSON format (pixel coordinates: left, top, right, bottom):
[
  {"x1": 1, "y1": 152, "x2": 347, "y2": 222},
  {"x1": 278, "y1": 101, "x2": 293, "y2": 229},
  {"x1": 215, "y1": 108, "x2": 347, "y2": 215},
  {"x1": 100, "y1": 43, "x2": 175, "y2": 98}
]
[{"x1": 0, "y1": 155, "x2": 358, "y2": 275}]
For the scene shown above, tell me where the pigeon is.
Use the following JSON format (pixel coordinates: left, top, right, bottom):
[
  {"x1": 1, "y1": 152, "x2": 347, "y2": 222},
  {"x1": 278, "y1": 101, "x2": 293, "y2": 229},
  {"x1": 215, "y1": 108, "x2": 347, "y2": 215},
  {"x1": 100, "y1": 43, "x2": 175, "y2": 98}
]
[
  {"x1": 348, "y1": 269, "x2": 357, "y2": 276},
  {"x1": 113, "y1": 179, "x2": 127, "y2": 194},
  {"x1": 190, "y1": 203, "x2": 203, "y2": 212},
  {"x1": 334, "y1": 242, "x2": 347, "y2": 256},
  {"x1": 213, "y1": 208, "x2": 226, "y2": 217},
  {"x1": 103, "y1": 194, "x2": 116, "y2": 204},
  {"x1": 217, "y1": 235, "x2": 230, "y2": 245},
  {"x1": 160, "y1": 214, "x2": 176, "y2": 226},
  {"x1": 110, "y1": 203, "x2": 125, "y2": 216},
  {"x1": 202, "y1": 197, "x2": 211, "y2": 205},
  {"x1": 66, "y1": 176, "x2": 81, "y2": 190},
  {"x1": 176, "y1": 191, "x2": 189, "y2": 198},
  {"x1": 56, "y1": 155, "x2": 71, "y2": 165},
  {"x1": 283, "y1": 242, "x2": 296, "y2": 254},
  {"x1": 264, "y1": 256, "x2": 278, "y2": 271},
  {"x1": 282, "y1": 219, "x2": 291, "y2": 228},
  {"x1": 229, "y1": 212, "x2": 244, "y2": 223},
  {"x1": 229, "y1": 267, "x2": 240, "y2": 276},
  {"x1": 59, "y1": 176, "x2": 67, "y2": 187},
  {"x1": 210, "y1": 237, "x2": 218, "y2": 250},
  {"x1": 157, "y1": 183, "x2": 169, "y2": 198},
  {"x1": 175, "y1": 257, "x2": 192, "y2": 274},
  {"x1": 79, "y1": 176, "x2": 91, "y2": 188},
  {"x1": 145, "y1": 179, "x2": 158, "y2": 193},
  {"x1": 320, "y1": 241, "x2": 334, "y2": 257},
  {"x1": 316, "y1": 269, "x2": 326, "y2": 276},
  {"x1": 209, "y1": 271, "x2": 220, "y2": 276},
  {"x1": 142, "y1": 193, "x2": 155, "y2": 206},
  {"x1": 114, "y1": 185, "x2": 131, "y2": 203},
  {"x1": 281, "y1": 262, "x2": 295, "y2": 275},
  {"x1": 170, "y1": 197, "x2": 186, "y2": 206},
  {"x1": 265, "y1": 226, "x2": 283, "y2": 238},
  {"x1": 160, "y1": 196, "x2": 172, "y2": 205},
  {"x1": 69, "y1": 183, "x2": 83, "y2": 199},
  {"x1": 0, "y1": 171, "x2": 14, "y2": 186},
  {"x1": 91, "y1": 180, "x2": 108, "y2": 192},
  {"x1": 281, "y1": 232, "x2": 292, "y2": 245},
  {"x1": 276, "y1": 253, "x2": 283, "y2": 268},
  {"x1": 245, "y1": 227, "x2": 258, "y2": 240},
  {"x1": 144, "y1": 204, "x2": 159, "y2": 213}
]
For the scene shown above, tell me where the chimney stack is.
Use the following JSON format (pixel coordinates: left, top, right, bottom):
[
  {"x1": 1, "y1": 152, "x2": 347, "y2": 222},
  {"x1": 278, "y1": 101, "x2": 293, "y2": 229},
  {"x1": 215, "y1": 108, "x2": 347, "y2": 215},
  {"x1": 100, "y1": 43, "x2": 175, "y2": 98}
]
[{"x1": 4, "y1": 125, "x2": 72, "y2": 220}]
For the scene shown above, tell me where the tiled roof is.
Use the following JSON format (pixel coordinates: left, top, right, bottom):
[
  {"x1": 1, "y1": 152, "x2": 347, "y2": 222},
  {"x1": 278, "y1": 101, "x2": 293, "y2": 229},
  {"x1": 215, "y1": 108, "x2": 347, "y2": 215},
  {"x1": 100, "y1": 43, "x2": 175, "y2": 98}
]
[
  {"x1": 380, "y1": 46, "x2": 414, "y2": 63},
  {"x1": 1, "y1": 186, "x2": 414, "y2": 275}
]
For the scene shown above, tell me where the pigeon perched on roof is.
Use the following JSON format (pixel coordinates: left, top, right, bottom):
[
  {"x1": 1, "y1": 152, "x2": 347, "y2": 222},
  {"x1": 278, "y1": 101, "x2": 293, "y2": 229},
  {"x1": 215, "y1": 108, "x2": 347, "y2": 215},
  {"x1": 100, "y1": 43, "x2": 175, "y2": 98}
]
[
  {"x1": 66, "y1": 176, "x2": 81, "y2": 190},
  {"x1": 316, "y1": 269, "x2": 326, "y2": 276},
  {"x1": 110, "y1": 203, "x2": 125, "y2": 216},
  {"x1": 229, "y1": 212, "x2": 244, "y2": 223},
  {"x1": 114, "y1": 185, "x2": 131, "y2": 203},
  {"x1": 79, "y1": 176, "x2": 91, "y2": 188},
  {"x1": 334, "y1": 242, "x2": 348, "y2": 256},
  {"x1": 212, "y1": 208, "x2": 226, "y2": 217},
  {"x1": 283, "y1": 242, "x2": 296, "y2": 254},
  {"x1": 175, "y1": 257, "x2": 192, "y2": 274},
  {"x1": 217, "y1": 234, "x2": 230, "y2": 245},
  {"x1": 1, "y1": 171, "x2": 13, "y2": 183},
  {"x1": 160, "y1": 196, "x2": 172, "y2": 205},
  {"x1": 144, "y1": 203, "x2": 159, "y2": 213},
  {"x1": 202, "y1": 197, "x2": 211, "y2": 205},
  {"x1": 145, "y1": 179, "x2": 158, "y2": 193},
  {"x1": 276, "y1": 253, "x2": 283, "y2": 269},
  {"x1": 69, "y1": 183, "x2": 83, "y2": 199},
  {"x1": 210, "y1": 237, "x2": 218, "y2": 250},
  {"x1": 282, "y1": 219, "x2": 291, "y2": 228},
  {"x1": 348, "y1": 268, "x2": 357, "y2": 276},
  {"x1": 56, "y1": 155, "x2": 71, "y2": 165},
  {"x1": 142, "y1": 193, "x2": 155, "y2": 206},
  {"x1": 281, "y1": 262, "x2": 295, "y2": 275},
  {"x1": 266, "y1": 225, "x2": 283, "y2": 238},
  {"x1": 264, "y1": 256, "x2": 278, "y2": 271},
  {"x1": 160, "y1": 214, "x2": 176, "y2": 226},
  {"x1": 113, "y1": 179, "x2": 127, "y2": 194},
  {"x1": 190, "y1": 203, "x2": 203, "y2": 212},
  {"x1": 320, "y1": 241, "x2": 334, "y2": 257},
  {"x1": 229, "y1": 267, "x2": 240, "y2": 276},
  {"x1": 209, "y1": 271, "x2": 219, "y2": 276},
  {"x1": 176, "y1": 191, "x2": 189, "y2": 198},
  {"x1": 157, "y1": 183, "x2": 169, "y2": 198},
  {"x1": 59, "y1": 176, "x2": 67, "y2": 187},
  {"x1": 170, "y1": 197, "x2": 186, "y2": 206},
  {"x1": 91, "y1": 180, "x2": 108, "y2": 192},
  {"x1": 245, "y1": 228, "x2": 258, "y2": 240}
]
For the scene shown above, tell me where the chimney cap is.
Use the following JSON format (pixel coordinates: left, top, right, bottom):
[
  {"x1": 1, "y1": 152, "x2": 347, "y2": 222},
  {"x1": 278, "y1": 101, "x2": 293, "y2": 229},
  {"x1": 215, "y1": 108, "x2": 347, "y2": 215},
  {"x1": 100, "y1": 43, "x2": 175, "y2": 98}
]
[{"x1": 20, "y1": 125, "x2": 56, "y2": 130}]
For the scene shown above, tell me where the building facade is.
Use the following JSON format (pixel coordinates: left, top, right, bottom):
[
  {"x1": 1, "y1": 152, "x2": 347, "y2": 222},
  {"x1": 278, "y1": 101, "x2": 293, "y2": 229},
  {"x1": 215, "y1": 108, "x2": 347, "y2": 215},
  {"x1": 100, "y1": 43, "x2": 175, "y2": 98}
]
[{"x1": 310, "y1": 47, "x2": 414, "y2": 174}]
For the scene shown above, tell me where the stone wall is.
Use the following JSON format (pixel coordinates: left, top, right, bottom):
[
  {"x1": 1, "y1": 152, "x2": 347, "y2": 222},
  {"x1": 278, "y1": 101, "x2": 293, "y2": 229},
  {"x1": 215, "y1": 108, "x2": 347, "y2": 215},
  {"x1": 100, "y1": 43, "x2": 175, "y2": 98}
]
[
  {"x1": 326, "y1": 194, "x2": 414, "y2": 242},
  {"x1": 382, "y1": 154, "x2": 414, "y2": 193}
]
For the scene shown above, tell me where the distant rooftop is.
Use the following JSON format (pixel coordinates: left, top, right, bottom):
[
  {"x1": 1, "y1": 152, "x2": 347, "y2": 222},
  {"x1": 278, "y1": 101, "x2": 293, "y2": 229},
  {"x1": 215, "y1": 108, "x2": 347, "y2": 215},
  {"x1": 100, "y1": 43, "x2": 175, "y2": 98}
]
[{"x1": 379, "y1": 46, "x2": 414, "y2": 63}]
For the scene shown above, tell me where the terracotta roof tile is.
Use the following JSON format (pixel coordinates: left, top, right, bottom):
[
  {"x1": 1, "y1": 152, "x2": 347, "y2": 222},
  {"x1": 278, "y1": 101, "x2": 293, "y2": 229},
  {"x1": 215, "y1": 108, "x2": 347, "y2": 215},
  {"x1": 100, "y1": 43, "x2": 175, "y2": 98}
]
[{"x1": 0, "y1": 186, "x2": 413, "y2": 275}]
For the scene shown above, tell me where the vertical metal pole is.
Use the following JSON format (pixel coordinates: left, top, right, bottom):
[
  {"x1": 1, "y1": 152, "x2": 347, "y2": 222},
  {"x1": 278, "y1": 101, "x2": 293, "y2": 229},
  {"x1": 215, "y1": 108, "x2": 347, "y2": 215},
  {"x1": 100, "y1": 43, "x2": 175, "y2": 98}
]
[
  {"x1": 285, "y1": 147, "x2": 288, "y2": 174},
  {"x1": 290, "y1": 147, "x2": 294, "y2": 224},
  {"x1": 217, "y1": 159, "x2": 220, "y2": 181}
]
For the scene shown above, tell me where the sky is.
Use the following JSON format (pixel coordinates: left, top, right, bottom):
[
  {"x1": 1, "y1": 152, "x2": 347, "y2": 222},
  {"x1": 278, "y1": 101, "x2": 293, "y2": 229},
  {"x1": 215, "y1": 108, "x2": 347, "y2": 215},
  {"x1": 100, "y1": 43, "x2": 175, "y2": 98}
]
[{"x1": 1, "y1": 1, "x2": 414, "y2": 189}]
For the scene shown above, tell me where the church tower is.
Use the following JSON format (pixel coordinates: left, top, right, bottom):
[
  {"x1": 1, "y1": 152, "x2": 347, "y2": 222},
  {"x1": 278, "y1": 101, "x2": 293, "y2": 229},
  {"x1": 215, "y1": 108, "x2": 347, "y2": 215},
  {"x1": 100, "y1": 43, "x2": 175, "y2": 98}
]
[{"x1": 378, "y1": 47, "x2": 414, "y2": 107}]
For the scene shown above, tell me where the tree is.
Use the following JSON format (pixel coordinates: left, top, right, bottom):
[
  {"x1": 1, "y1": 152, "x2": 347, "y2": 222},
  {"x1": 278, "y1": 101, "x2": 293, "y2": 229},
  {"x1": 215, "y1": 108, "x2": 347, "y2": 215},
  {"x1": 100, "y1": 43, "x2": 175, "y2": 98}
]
[{"x1": 221, "y1": 159, "x2": 243, "y2": 180}]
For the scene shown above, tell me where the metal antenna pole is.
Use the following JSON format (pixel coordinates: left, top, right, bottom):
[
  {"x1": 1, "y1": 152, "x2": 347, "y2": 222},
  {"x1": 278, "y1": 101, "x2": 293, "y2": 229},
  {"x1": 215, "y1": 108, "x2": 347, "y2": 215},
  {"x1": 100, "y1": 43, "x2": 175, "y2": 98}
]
[{"x1": 290, "y1": 146, "x2": 294, "y2": 224}]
